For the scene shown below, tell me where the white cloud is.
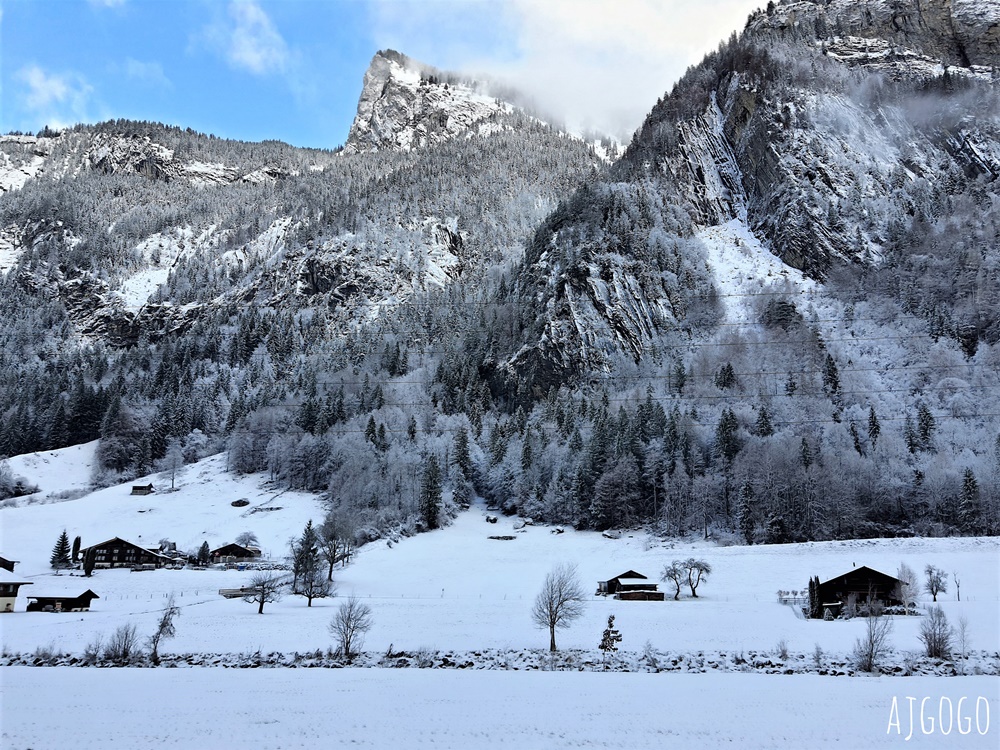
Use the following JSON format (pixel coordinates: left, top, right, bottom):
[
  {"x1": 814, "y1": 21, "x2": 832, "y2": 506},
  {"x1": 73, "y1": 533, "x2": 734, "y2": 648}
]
[
  {"x1": 15, "y1": 64, "x2": 95, "y2": 129},
  {"x1": 370, "y1": 0, "x2": 765, "y2": 140},
  {"x1": 219, "y1": 0, "x2": 290, "y2": 75},
  {"x1": 88, "y1": 0, "x2": 128, "y2": 8},
  {"x1": 125, "y1": 58, "x2": 172, "y2": 89}
]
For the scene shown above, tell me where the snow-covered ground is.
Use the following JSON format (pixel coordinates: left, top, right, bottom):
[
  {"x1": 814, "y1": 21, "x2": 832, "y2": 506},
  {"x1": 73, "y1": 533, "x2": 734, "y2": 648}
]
[
  {"x1": 1, "y1": 447, "x2": 997, "y2": 659},
  {"x1": 1, "y1": 445, "x2": 997, "y2": 747},
  {"x1": 5, "y1": 440, "x2": 100, "y2": 502},
  {"x1": 3, "y1": 669, "x2": 997, "y2": 749}
]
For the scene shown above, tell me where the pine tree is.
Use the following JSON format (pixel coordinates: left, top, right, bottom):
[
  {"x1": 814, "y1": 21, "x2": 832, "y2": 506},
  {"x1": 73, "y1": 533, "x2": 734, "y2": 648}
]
[
  {"x1": 598, "y1": 614, "x2": 622, "y2": 666},
  {"x1": 958, "y1": 467, "x2": 980, "y2": 532},
  {"x1": 50, "y1": 530, "x2": 71, "y2": 570},
  {"x1": 715, "y1": 408, "x2": 741, "y2": 463},
  {"x1": 420, "y1": 455, "x2": 442, "y2": 530},
  {"x1": 453, "y1": 428, "x2": 472, "y2": 479},
  {"x1": 197, "y1": 541, "x2": 211, "y2": 566},
  {"x1": 736, "y1": 481, "x2": 755, "y2": 544},
  {"x1": 292, "y1": 519, "x2": 330, "y2": 605},
  {"x1": 755, "y1": 404, "x2": 774, "y2": 437},
  {"x1": 867, "y1": 406, "x2": 880, "y2": 451},
  {"x1": 822, "y1": 354, "x2": 840, "y2": 397},
  {"x1": 71, "y1": 535, "x2": 81, "y2": 563},
  {"x1": 917, "y1": 403, "x2": 936, "y2": 451}
]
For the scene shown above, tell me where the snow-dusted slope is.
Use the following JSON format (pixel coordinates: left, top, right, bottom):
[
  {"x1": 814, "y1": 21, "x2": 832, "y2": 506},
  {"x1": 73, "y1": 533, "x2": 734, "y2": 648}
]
[{"x1": 0, "y1": 440, "x2": 996, "y2": 658}]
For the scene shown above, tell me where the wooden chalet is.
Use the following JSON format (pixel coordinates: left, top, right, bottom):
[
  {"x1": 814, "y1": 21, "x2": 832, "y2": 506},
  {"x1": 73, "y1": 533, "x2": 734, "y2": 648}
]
[
  {"x1": 817, "y1": 565, "x2": 904, "y2": 615},
  {"x1": 597, "y1": 570, "x2": 663, "y2": 599},
  {"x1": 130, "y1": 483, "x2": 155, "y2": 495},
  {"x1": 0, "y1": 568, "x2": 33, "y2": 613},
  {"x1": 79, "y1": 537, "x2": 171, "y2": 569},
  {"x1": 211, "y1": 543, "x2": 262, "y2": 563},
  {"x1": 26, "y1": 589, "x2": 99, "y2": 613}
]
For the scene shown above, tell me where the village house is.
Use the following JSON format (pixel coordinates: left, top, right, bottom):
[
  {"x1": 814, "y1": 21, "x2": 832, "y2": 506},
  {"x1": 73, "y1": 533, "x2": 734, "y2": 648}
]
[
  {"x1": 597, "y1": 570, "x2": 665, "y2": 600},
  {"x1": 817, "y1": 565, "x2": 904, "y2": 616},
  {"x1": 80, "y1": 537, "x2": 171, "y2": 569},
  {"x1": 0, "y1": 568, "x2": 33, "y2": 613},
  {"x1": 26, "y1": 589, "x2": 99, "y2": 613}
]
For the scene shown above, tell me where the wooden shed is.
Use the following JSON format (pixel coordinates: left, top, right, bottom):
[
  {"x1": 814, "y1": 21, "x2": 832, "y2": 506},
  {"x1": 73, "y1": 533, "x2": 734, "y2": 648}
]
[
  {"x1": 26, "y1": 589, "x2": 99, "y2": 613},
  {"x1": 597, "y1": 570, "x2": 660, "y2": 598},
  {"x1": 130, "y1": 483, "x2": 155, "y2": 496}
]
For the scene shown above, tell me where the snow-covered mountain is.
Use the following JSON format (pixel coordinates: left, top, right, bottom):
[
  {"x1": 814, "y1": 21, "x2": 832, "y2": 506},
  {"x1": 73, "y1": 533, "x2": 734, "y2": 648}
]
[{"x1": 1, "y1": 0, "x2": 997, "y2": 542}]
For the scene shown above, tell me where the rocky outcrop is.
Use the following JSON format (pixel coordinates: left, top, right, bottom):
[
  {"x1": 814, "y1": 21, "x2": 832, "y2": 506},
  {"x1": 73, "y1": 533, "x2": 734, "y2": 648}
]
[
  {"x1": 344, "y1": 50, "x2": 509, "y2": 154},
  {"x1": 750, "y1": 0, "x2": 1000, "y2": 69}
]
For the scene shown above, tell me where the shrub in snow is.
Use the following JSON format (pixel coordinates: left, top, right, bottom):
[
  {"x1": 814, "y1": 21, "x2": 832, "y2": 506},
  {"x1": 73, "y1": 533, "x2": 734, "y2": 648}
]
[
  {"x1": 823, "y1": 607, "x2": 834, "y2": 621},
  {"x1": 918, "y1": 605, "x2": 953, "y2": 659},
  {"x1": 852, "y1": 600, "x2": 892, "y2": 673},
  {"x1": 103, "y1": 623, "x2": 142, "y2": 666},
  {"x1": 776, "y1": 639, "x2": 789, "y2": 660}
]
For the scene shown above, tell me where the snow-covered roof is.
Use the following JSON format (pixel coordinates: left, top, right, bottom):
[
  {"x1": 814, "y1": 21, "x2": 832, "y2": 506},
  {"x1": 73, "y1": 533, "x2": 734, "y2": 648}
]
[
  {"x1": 0, "y1": 568, "x2": 32, "y2": 585},
  {"x1": 26, "y1": 589, "x2": 98, "y2": 600},
  {"x1": 616, "y1": 578, "x2": 653, "y2": 585}
]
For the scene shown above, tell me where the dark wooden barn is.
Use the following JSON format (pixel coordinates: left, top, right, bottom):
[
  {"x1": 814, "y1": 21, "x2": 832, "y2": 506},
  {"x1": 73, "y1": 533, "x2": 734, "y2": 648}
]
[
  {"x1": 80, "y1": 537, "x2": 170, "y2": 569},
  {"x1": 211, "y1": 543, "x2": 262, "y2": 563},
  {"x1": 0, "y1": 555, "x2": 17, "y2": 573},
  {"x1": 817, "y1": 565, "x2": 904, "y2": 614},
  {"x1": 597, "y1": 570, "x2": 660, "y2": 598},
  {"x1": 130, "y1": 483, "x2": 155, "y2": 495},
  {"x1": 0, "y1": 568, "x2": 33, "y2": 613},
  {"x1": 26, "y1": 589, "x2": 99, "y2": 612}
]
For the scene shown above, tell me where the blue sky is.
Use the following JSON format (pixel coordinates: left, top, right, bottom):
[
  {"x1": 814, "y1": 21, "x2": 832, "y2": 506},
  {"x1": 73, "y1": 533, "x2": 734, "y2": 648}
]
[{"x1": 1, "y1": 0, "x2": 764, "y2": 149}]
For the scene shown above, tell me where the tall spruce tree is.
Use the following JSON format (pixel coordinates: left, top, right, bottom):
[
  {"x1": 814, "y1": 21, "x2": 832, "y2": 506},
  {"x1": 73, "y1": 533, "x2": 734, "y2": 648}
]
[
  {"x1": 50, "y1": 530, "x2": 71, "y2": 570},
  {"x1": 420, "y1": 455, "x2": 443, "y2": 530}
]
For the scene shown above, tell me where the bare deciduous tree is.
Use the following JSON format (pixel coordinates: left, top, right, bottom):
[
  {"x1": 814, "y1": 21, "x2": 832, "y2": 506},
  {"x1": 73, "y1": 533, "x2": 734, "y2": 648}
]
[
  {"x1": 661, "y1": 562, "x2": 685, "y2": 600},
  {"x1": 242, "y1": 572, "x2": 286, "y2": 614},
  {"x1": 924, "y1": 565, "x2": 947, "y2": 602},
  {"x1": 531, "y1": 563, "x2": 586, "y2": 652},
  {"x1": 683, "y1": 558, "x2": 712, "y2": 597},
  {"x1": 329, "y1": 596, "x2": 373, "y2": 661},
  {"x1": 852, "y1": 598, "x2": 892, "y2": 672},
  {"x1": 235, "y1": 531, "x2": 259, "y2": 548},
  {"x1": 895, "y1": 562, "x2": 917, "y2": 614},
  {"x1": 147, "y1": 593, "x2": 181, "y2": 665}
]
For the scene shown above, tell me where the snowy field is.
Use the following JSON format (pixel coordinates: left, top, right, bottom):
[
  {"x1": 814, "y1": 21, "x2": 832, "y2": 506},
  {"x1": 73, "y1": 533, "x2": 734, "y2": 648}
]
[
  {"x1": 3, "y1": 669, "x2": 997, "y2": 749},
  {"x1": 2, "y1": 446, "x2": 998, "y2": 747}
]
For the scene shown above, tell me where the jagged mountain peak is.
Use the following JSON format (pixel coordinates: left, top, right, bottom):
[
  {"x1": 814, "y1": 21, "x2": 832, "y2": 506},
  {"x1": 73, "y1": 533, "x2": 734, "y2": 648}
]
[{"x1": 343, "y1": 49, "x2": 513, "y2": 155}]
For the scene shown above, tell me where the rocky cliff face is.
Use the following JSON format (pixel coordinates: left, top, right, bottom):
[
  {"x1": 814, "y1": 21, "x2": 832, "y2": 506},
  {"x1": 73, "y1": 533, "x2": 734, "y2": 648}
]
[
  {"x1": 504, "y1": 0, "x2": 1000, "y2": 388},
  {"x1": 344, "y1": 50, "x2": 511, "y2": 155},
  {"x1": 750, "y1": 0, "x2": 1000, "y2": 69}
]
